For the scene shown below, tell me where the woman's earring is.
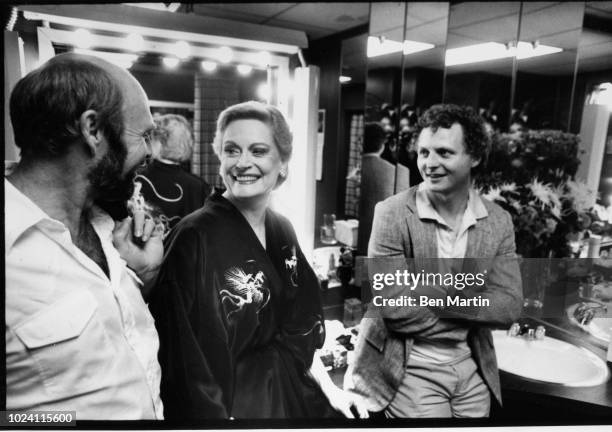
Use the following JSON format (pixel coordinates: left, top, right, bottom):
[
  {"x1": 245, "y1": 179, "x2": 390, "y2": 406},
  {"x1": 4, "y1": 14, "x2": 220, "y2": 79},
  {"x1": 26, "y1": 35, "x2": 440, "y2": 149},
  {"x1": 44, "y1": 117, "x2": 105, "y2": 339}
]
[{"x1": 280, "y1": 169, "x2": 287, "y2": 178}]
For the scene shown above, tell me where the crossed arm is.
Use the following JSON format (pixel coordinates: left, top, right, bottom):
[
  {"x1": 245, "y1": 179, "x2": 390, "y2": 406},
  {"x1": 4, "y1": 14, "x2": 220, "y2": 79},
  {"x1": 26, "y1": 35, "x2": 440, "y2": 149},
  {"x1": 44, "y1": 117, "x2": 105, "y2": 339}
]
[{"x1": 367, "y1": 200, "x2": 523, "y2": 340}]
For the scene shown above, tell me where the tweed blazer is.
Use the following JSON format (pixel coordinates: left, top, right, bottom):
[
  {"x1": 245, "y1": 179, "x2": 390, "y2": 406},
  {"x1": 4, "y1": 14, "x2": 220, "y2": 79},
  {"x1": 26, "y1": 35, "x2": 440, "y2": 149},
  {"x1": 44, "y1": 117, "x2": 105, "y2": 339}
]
[{"x1": 344, "y1": 186, "x2": 523, "y2": 412}]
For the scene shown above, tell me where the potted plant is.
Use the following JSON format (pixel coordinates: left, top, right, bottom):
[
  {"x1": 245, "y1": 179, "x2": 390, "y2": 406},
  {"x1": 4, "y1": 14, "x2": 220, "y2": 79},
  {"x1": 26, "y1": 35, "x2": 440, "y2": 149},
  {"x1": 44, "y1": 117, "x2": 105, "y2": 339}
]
[{"x1": 476, "y1": 129, "x2": 593, "y2": 258}]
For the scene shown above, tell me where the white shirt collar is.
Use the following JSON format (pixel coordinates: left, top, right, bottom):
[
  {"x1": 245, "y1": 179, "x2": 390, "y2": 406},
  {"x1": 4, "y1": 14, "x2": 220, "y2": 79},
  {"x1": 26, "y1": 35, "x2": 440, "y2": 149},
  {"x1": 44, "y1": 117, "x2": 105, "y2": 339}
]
[
  {"x1": 5, "y1": 178, "x2": 54, "y2": 252},
  {"x1": 5, "y1": 178, "x2": 115, "y2": 252},
  {"x1": 415, "y1": 182, "x2": 488, "y2": 228}
]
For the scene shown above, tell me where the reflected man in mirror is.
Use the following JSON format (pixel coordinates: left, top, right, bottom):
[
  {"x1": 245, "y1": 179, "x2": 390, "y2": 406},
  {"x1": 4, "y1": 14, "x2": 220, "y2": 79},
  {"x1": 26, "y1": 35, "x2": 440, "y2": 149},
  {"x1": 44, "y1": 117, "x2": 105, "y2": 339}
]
[
  {"x1": 135, "y1": 114, "x2": 211, "y2": 233},
  {"x1": 345, "y1": 104, "x2": 522, "y2": 418},
  {"x1": 357, "y1": 122, "x2": 397, "y2": 254}
]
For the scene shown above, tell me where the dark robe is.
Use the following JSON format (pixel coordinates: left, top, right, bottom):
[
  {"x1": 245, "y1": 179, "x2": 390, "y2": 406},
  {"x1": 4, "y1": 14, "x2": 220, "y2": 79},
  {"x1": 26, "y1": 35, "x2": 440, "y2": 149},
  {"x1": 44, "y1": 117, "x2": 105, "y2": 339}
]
[
  {"x1": 149, "y1": 191, "x2": 335, "y2": 419},
  {"x1": 135, "y1": 160, "x2": 211, "y2": 230}
]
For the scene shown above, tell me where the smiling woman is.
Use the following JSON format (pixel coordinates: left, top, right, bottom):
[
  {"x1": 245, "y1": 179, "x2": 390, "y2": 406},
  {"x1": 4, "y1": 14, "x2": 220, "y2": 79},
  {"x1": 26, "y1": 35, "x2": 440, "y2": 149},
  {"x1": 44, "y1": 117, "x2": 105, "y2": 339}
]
[
  {"x1": 149, "y1": 101, "x2": 369, "y2": 419},
  {"x1": 212, "y1": 103, "x2": 291, "y2": 215},
  {"x1": 219, "y1": 119, "x2": 284, "y2": 203}
]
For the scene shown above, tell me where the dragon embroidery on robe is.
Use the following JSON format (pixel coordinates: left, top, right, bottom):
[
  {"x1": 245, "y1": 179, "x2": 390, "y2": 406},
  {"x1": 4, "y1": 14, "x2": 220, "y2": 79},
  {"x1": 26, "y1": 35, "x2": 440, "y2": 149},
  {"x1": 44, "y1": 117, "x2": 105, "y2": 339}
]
[
  {"x1": 283, "y1": 245, "x2": 298, "y2": 287},
  {"x1": 221, "y1": 266, "x2": 270, "y2": 319}
]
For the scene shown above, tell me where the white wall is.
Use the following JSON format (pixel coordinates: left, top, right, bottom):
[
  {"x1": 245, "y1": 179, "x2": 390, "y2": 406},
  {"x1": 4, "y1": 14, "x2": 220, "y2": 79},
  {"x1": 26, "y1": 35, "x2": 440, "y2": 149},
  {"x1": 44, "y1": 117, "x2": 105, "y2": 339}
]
[{"x1": 272, "y1": 66, "x2": 320, "y2": 260}]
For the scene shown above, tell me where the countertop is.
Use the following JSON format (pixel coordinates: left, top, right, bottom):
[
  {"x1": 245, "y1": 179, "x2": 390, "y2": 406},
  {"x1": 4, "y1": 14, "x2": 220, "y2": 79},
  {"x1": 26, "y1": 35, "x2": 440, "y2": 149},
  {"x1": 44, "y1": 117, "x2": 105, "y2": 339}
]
[
  {"x1": 321, "y1": 279, "x2": 612, "y2": 419},
  {"x1": 494, "y1": 315, "x2": 612, "y2": 420},
  {"x1": 324, "y1": 311, "x2": 612, "y2": 420}
]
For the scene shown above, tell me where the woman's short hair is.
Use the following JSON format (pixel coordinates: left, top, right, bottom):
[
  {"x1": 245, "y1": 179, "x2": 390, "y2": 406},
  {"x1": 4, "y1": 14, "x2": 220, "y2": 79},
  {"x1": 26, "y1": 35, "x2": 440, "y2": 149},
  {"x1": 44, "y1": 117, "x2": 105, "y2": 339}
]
[
  {"x1": 415, "y1": 104, "x2": 491, "y2": 176},
  {"x1": 152, "y1": 114, "x2": 193, "y2": 163},
  {"x1": 9, "y1": 53, "x2": 124, "y2": 161}
]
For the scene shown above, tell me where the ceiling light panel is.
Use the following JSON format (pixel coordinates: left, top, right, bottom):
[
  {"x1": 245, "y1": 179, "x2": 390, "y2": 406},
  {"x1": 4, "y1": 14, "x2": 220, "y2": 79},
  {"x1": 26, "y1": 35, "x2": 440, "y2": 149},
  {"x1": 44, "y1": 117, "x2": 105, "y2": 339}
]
[
  {"x1": 367, "y1": 36, "x2": 435, "y2": 58},
  {"x1": 445, "y1": 41, "x2": 563, "y2": 66},
  {"x1": 367, "y1": 36, "x2": 403, "y2": 57}
]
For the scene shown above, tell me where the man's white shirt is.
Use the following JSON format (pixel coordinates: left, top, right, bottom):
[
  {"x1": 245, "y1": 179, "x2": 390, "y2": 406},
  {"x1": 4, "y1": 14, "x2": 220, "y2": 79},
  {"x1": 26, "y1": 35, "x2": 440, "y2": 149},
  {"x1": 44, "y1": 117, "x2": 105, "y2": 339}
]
[{"x1": 5, "y1": 178, "x2": 163, "y2": 420}]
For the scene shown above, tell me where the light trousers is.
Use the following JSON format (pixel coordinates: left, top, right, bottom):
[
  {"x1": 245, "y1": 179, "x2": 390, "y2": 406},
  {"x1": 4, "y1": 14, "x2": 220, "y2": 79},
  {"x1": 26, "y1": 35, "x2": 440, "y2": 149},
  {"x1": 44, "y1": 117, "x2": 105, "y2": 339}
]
[{"x1": 385, "y1": 355, "x2": 491, "y2": 418}]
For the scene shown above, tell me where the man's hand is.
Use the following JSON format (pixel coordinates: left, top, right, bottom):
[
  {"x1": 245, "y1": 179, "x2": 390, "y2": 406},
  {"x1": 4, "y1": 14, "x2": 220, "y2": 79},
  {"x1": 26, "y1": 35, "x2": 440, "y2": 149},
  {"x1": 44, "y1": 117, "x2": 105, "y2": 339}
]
[{"x1": 113, "y1": 209, "x2": 164, "y2": 298}]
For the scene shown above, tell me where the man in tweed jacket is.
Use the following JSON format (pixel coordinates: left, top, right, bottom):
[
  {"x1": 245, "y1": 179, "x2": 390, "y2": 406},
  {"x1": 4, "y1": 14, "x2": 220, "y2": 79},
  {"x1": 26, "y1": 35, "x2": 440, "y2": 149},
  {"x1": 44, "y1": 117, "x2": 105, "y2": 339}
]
[{"x1": 345, "y1": 105, "x2": 522, "y2": 418}]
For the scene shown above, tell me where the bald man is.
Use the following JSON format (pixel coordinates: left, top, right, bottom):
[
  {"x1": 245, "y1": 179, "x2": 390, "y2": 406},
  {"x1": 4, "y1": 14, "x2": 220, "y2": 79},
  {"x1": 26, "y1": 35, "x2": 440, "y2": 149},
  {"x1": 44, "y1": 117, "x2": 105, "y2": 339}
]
[{"x1": 5, "y1": 53, "x2": 164, "y2": 419}]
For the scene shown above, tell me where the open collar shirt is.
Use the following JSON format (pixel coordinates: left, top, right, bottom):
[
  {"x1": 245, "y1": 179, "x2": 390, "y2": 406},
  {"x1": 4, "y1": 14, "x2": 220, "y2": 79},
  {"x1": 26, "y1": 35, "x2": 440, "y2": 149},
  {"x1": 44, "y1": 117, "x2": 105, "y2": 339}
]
[
  {"x1": 410, "y1": 183, "x2": 489, "y2": 364},
  {"x1": 415, "y1": 182, "x2": 489, "y2": 259},
  {"x1": 5, "y1": 178, "x2": 163, "y2": 420}
]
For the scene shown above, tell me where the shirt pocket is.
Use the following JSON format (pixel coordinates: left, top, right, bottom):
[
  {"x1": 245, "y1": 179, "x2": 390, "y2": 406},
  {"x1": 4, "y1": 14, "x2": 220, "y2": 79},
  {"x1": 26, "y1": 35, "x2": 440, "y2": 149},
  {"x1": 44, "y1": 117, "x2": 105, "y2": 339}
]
[{"x1": 13, "y1": 290, "x2": 114, "y2": 399}]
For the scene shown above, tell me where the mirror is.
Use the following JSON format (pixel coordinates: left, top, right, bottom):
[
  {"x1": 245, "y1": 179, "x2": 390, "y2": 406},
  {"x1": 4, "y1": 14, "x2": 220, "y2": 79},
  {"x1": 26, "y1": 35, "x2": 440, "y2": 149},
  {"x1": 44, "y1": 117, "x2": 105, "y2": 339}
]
[
  {"x1": 398, "y1": 2, "x2": 450, "y2": 187},
  {"x1": 357, "y1": 2, "x2": 407, "y2": 253},
  {"x1": 39, "y1": 31, "x2": 274, "y2": 190},
  {"x1": 513, "y1": 2, "x2": 584, "y2": 133},
  {"x1": 572, "y1": 2, "x2": 612, "y2": 204},
  {"x1": 340, "y1": 32, "x2": 368, "y2": 220},
  {"x1": 190, "y1": 64, "x2": 270, "y2": 187},
  {"x1": 444, "y1": 2, "x2": 521, "y2": 131}
]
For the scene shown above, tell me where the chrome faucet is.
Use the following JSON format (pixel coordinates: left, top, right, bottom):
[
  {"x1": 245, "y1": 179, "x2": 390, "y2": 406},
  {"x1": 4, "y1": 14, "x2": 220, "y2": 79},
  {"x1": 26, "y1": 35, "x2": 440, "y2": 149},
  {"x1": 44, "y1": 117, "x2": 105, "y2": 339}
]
[
  {"x1": 507, "y1": 322, "x2": 546, "y2": 340},
  {"x1": 573, "y1": 302, "x2": 607, "y2": 326}
]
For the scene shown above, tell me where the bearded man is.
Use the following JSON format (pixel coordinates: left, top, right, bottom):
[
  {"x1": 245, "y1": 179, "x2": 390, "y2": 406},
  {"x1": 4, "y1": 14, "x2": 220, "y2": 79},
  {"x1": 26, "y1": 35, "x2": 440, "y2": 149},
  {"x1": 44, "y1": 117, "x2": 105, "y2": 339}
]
[{"x1": 5, "y1": 53, "x2": 164, "y2": 419}]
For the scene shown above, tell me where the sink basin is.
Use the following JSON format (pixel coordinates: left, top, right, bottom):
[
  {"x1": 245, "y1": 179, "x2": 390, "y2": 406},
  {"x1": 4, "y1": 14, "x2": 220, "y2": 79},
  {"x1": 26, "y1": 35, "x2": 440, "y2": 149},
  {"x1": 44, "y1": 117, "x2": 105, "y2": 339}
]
[
  {"x1": 589, "y1": 317, "x2": 612, "y2": 342},
  {"x1": 492, "y1": 330, "x2": 609, "y2": 387},
  {"x1": 566, "y1": 302, "x2": 612, "y2": 344}
]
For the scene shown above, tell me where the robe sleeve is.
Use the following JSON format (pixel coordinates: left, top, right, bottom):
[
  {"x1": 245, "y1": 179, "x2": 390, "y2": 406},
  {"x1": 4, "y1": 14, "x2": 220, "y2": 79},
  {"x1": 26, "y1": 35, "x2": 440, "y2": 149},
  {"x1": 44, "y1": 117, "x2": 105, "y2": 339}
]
[
  {"x1": 149, "y1": 223, "x2": 232, "y2": 419},
  {"x1": 274, "y1": 216, "x2": 325, "y2": 371}
]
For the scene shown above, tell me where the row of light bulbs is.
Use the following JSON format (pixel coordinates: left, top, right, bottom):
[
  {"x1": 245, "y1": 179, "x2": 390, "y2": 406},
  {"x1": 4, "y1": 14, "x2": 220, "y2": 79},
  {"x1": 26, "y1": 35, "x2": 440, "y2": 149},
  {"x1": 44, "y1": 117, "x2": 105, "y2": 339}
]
[
  {"x1": 161, "y1": 57, "x2": 255, "y2": 75},
  {"x1": 72, "y1": 28, "x2": 271, "y2": 74}
]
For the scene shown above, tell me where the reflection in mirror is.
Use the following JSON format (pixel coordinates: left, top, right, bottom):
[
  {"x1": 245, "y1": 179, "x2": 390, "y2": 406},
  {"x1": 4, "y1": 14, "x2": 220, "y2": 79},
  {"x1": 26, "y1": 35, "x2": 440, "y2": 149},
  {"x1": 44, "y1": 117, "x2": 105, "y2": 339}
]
[
  {"x1": 572, "y1": 1, "x2": 612, "y2": 209},
  {"x1": 49, "y1": 45, "x2": 271, "y2": 190},
  {"x1": 513, "y1": 2, "x2": 584, "y2": 133},
  {"x1": 444, "y1": 2, "x2": 521, "y2": 131},
  {"x1": 398, "y1": 2, "x2": 450, "y2": 188},
  {"x1": 341, "y1": 32, "x2": 367, "y2": 220},
  {"x1": 357, "y1": 2, "x2": 406, "y2": 253},
  {"x1": 365, "y1": 2, "x2": 407, "y2": 163}
]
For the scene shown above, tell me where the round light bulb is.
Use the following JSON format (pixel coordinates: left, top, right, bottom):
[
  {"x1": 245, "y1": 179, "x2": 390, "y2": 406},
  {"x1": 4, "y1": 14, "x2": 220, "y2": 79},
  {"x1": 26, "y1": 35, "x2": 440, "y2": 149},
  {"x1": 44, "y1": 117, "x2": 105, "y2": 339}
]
[
  {"x1": 216, "y1": 46, "x2": 233, "y2": 64},
  {"x1": 162, "y1": 57, "x2": 180, "y2": 68},
  {"x1": 125, "y1": 33, "x2": 144, "y2": 52},
  {"x1": 257, "y1": 83, "x2": 270, "y2": 101},
  {"x1": 201, "y1": 60, "x2": 217, "y2": 72},
  {"x1": 256, "y1": 51, "x2": 271, "y2": 67},
  {"x1": 237, "y1": 64, "x2": 253, "y2": 76},
  {"x1": 74, "y1": 28, "x2": 93, "y2": 49},
  {"x1": 175, "y1": 40, "x2": 191, "y2": 60}
]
